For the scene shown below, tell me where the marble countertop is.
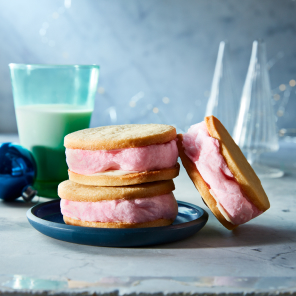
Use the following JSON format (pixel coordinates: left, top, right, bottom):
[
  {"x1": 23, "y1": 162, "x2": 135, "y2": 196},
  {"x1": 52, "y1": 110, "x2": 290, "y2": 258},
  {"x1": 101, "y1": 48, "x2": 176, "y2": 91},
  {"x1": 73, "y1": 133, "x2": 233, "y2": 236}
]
[{"x1": 1, "y1": 135, "x2": 296, "y2": 295}]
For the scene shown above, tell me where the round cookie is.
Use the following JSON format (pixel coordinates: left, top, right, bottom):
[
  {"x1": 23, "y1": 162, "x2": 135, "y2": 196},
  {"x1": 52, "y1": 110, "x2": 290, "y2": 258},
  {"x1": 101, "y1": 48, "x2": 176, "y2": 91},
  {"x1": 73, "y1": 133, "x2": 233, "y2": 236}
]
[
  {"x1": 205, "y1": 116, "x2": 270, "y2": 211},
  {"x1": 177, "y1": 115, "x2": 270, "y2": 231},
  {"x1": 58, "y1": 179, "x2": 175, "y2": 202},
  {"x1": 68, "y1": 163, "x2": 180, "y2": 186},
  {"x1": 177, "y1": 134, "x2": 236, "y2": 230},
  {"x1": 63, "y1": 216, "x2": 174, "y2": 228},
  {"x1": 64, "y1": 124, "x2": 176, "y2": 150}
]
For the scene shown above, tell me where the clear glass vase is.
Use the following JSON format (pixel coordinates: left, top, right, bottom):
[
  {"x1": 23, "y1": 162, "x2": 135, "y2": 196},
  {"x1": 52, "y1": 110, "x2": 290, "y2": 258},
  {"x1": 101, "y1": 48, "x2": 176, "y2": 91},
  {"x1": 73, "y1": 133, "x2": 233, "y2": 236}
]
[
  {"x1": 233, "y1": 40, "x2": 283, "y2": 178},
  {"x1": 205, "y1": 41, "x2": 237, "y2": 136}
]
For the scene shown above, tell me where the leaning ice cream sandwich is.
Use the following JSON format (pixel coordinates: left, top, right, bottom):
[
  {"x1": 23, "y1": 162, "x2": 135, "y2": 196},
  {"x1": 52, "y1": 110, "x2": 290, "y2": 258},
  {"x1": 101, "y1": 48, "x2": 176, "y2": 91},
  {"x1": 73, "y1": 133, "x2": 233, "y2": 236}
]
[
  {"x1": 177, "y1": 115, "x2": 270, "y2": 230},
  {"x1": 64, "y1": 124, "x2": 179, "y2": 186},
  {"x1": 58, "y1": 180, "x2": 178, "y2": 228}
]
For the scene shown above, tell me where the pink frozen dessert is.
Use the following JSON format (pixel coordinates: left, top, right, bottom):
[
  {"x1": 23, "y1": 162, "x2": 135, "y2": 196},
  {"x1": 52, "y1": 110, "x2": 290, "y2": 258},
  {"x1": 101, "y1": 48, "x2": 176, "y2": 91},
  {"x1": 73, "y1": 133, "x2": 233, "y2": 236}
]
[
  {"x1": 64, "y1": 124, "x2": 180, "y2": 186},
  {"x1": 58, "y1": 180, "x2": 178, "y2": 228},
  {"x1": 177, "y1": 116, "x2": 270, "y2": 230}
]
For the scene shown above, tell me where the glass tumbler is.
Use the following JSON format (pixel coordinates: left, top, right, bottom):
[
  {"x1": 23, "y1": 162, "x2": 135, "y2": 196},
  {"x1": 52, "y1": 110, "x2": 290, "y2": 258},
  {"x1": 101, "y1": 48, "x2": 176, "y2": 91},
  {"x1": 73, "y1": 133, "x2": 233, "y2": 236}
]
[{"x1": 9, "y1": 64, "x2": 100, "y2": 197}]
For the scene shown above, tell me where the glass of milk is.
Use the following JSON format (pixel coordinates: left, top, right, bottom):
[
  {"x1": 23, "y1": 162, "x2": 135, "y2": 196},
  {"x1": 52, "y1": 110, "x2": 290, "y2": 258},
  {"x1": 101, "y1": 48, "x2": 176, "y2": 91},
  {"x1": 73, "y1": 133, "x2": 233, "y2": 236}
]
[{"x1": 9, "y1": 64, "x2": 100, "y2": 198}]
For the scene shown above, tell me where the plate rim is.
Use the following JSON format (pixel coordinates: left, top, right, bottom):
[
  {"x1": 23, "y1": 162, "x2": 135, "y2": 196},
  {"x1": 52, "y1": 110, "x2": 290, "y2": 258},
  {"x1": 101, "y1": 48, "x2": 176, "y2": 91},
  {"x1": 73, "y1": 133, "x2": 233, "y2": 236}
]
[{"x1": 27, "y1": 199, "x2": 208, "y2": 233}]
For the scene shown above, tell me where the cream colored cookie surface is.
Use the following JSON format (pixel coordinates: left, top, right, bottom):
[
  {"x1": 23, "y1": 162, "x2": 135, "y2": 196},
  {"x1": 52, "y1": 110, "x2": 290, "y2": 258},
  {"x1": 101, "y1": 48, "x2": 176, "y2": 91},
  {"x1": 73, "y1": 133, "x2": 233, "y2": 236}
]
[
  {"x1": 58, "y1": 179, "x2": 175, "y2": 202},
  {"x1": 177, "y1": 134, "x2": 236, "y2": 230},
  {"x1": 68, "y1": 164, "x2": 180, "y2": 186},
  {"x1": 63, "y1": 216, "x2": 174, "y2": 228},
  {"x1": 205, "y1": 115, "x2": 270, "y2": 212},
  {"x1": 64, "y1": 124, "x2": 176, "y2": 150}
]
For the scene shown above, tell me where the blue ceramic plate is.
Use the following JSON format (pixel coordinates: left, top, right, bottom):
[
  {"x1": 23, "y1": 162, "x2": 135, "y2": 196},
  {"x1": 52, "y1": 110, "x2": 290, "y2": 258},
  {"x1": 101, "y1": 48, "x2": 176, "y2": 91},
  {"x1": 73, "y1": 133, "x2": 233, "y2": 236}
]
[{"x1": 27, "y1": 200, "x2": 208, "y2": 247}]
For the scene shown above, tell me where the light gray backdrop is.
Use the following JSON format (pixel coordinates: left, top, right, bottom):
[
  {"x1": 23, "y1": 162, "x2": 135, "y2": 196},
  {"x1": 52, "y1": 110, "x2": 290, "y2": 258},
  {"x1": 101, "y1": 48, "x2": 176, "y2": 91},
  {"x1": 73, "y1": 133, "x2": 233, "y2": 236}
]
[{"x1": 0, "y1": 0, "x2": 295, "y2": 133}]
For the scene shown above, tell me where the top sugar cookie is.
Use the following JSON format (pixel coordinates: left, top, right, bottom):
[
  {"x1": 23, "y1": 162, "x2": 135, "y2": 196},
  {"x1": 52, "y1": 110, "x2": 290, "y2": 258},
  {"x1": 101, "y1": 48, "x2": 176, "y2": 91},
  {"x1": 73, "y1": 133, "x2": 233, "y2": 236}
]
[{"x1": 64, "y1": 124, "x2": 177, "y2": 150}]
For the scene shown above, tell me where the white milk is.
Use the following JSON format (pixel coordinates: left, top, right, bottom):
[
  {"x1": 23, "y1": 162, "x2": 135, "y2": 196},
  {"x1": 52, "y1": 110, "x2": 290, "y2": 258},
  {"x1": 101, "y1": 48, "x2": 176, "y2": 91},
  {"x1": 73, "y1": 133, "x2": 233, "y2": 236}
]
[{"x1": 15, "y1": 104, "x2": 93, "y2": 182}]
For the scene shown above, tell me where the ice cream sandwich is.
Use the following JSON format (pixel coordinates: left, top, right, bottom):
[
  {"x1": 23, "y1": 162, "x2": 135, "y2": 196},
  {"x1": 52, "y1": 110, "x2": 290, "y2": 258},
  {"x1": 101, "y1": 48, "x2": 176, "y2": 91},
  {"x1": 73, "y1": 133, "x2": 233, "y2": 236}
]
[
  {"x1": 177, "y1": 115, "x2": 270, "y2": 230},
  {"x1": 59, "y1": 179, "x2": 178, "y2": 228},
  {"x1": 64, "y1": 124, "x2": 179, "y2": 186}
]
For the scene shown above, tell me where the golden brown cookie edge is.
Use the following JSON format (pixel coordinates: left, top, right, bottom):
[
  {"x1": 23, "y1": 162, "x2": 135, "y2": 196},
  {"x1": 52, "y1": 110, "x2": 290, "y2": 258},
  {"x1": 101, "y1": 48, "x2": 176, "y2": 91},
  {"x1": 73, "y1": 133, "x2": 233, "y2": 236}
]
[
  {"x1": 177, "y1": 134, "x2": 237, "y2": 230},
  {"x1": 68, "y1": 164, "x2": 180, "y2": 186},
  {"x1": 205, "y1": 115, "x2": 270, "y2": 212},
  {"x1": 63, "y1": 216, "x2": 174, "y2": 228},
  {"x1": 58, "y1": 179, "x2": 175, "y2": 202}
]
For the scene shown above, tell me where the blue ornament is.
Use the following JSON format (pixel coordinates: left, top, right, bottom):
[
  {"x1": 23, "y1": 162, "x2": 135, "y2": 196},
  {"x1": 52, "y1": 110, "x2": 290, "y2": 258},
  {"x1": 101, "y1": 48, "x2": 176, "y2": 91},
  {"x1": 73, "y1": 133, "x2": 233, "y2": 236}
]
[{"x1": 0, "y1": 142, "x2": 37, "y2": 202}]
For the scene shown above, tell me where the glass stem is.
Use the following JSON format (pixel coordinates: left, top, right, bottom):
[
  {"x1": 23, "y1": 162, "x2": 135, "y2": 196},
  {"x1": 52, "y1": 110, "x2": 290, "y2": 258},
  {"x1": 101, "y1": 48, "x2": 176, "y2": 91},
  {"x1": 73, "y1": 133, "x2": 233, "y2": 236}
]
[{"x1": 247, "y1": 151, "x2": 260, "y2": 165}]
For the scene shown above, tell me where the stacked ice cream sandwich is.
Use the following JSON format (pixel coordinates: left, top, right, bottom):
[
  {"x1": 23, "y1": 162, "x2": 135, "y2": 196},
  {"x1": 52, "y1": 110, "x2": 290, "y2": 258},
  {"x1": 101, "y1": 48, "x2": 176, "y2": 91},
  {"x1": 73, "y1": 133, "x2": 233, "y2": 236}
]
[{"x1": 58, "y1": 124, "x2": 180, "y2": 228}]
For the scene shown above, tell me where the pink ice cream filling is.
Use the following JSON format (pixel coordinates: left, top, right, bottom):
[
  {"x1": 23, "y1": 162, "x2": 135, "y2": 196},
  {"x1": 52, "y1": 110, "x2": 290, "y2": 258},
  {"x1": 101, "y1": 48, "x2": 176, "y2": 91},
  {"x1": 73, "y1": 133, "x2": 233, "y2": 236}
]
[
  {"x1": 66, "y1": 139, "x2": 178, "y2": 175},
  {"x1": 60, "y1": 193, "x2": 178, "y2": 224},
  {"x1": 182, "y1": 121, "x2": 262, "y2": 225}
]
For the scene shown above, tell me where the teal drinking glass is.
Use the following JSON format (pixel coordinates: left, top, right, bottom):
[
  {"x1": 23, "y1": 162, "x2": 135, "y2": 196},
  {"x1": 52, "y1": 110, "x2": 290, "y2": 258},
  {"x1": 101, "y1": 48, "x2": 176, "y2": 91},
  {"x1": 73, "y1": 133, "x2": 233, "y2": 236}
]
[{"x1": 9, "y1": 64, "x2": 100, "y2": 198}]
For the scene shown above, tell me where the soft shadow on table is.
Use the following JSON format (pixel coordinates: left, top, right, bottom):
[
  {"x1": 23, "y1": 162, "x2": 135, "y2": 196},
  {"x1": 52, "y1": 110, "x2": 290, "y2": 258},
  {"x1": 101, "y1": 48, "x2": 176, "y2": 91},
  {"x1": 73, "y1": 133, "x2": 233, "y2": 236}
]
[
  {"x1": 42, "y1": 222, "x2": 296, "y2": 252},
  {"x1": 1, "y1": 199, "x2": 40, "y2": 208},
  {"x1": 154, "y1": 223, "x2": 296, "y2": 249}
]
